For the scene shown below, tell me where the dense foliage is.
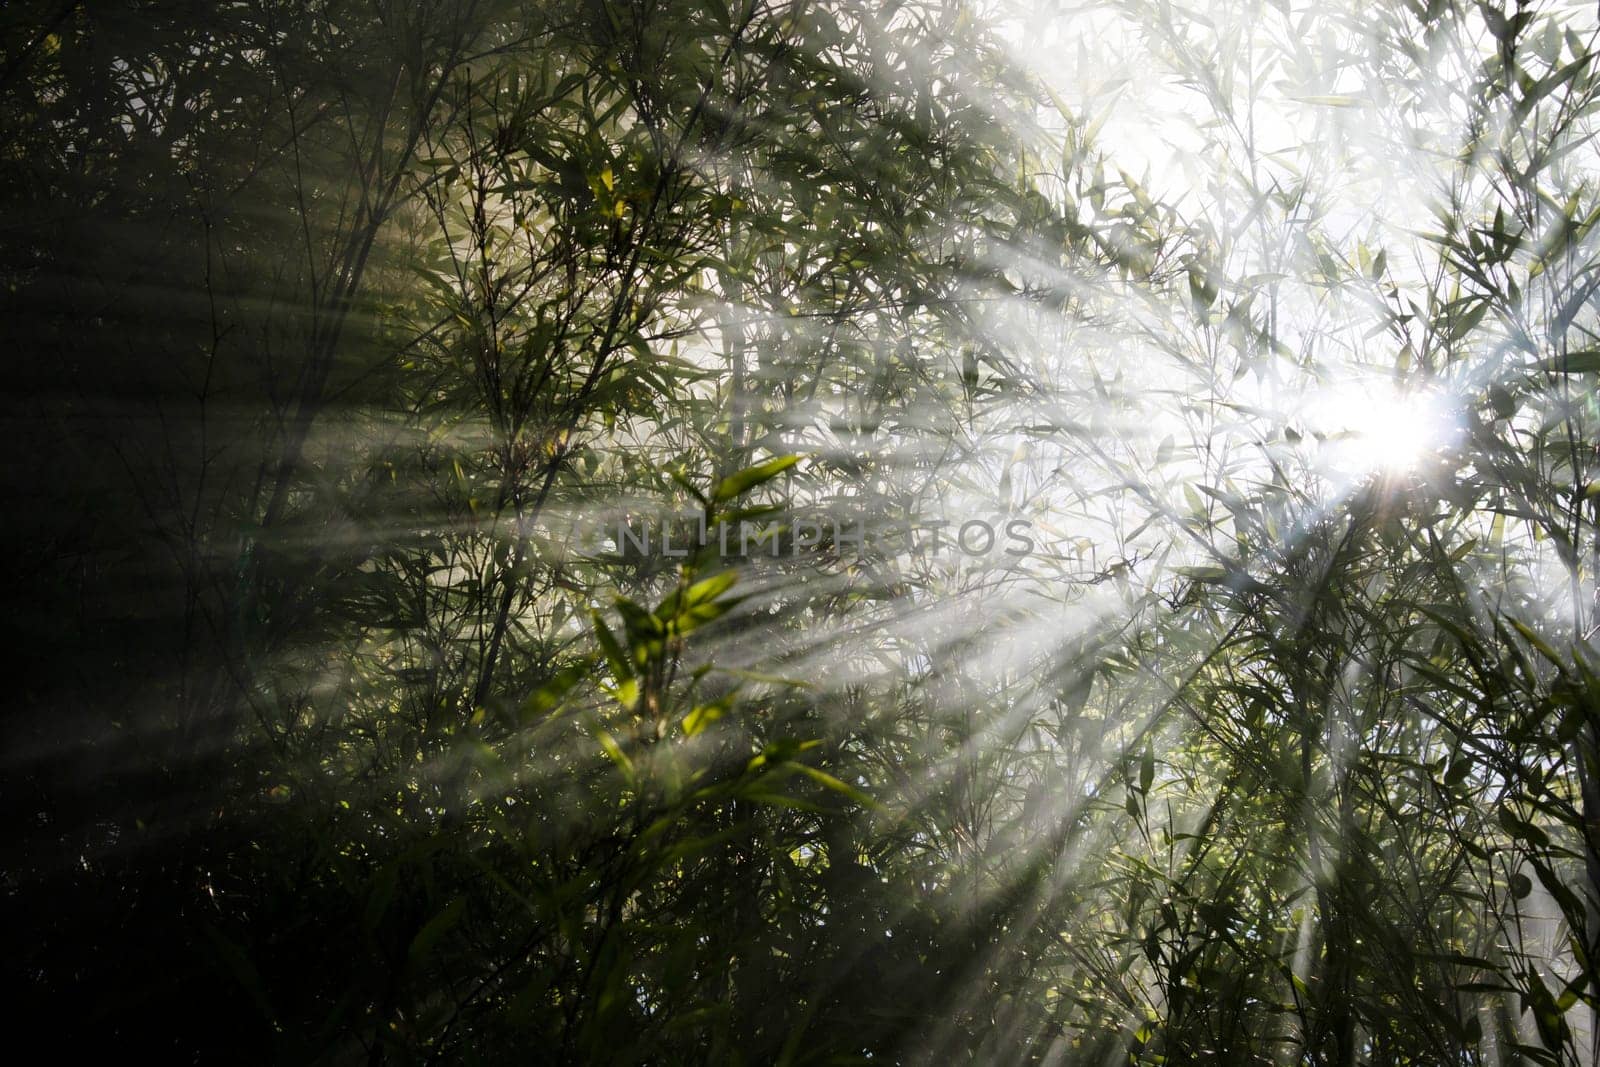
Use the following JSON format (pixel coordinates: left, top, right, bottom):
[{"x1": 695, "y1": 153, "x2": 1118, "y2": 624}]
[{"x1": 7, "y1": 0, "x2": 1600, "y2": 1063}]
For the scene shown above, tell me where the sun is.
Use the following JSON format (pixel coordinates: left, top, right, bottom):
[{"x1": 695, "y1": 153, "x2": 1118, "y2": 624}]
[{"x1": 1302, "y1": 380, "x2": 1460, "y2": 477}]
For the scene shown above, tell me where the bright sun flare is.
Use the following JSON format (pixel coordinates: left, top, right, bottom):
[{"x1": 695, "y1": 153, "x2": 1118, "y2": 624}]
[{"x1": 1303, "y1": 381, "x2": 1460, "y2": 477}]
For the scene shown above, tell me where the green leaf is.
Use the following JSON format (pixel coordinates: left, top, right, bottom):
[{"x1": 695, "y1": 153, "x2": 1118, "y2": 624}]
[
  {"x1": 713, "y1": 454, "x2": 802, "y2": 503},
  {"x1": 520, "y1": 659, "x2": 593, "y2": 720},
  {"x1": 604, "y1": 676, "x2": 640, "y2": 711},
  {"x1": 667, "y1": 467, "x2": 710, "y2": 506},
  {"x1": 1535, "y1": 348, "x2": 1600, "y2": 373},
  {"x1": 1497, "y1": 806, "x2": 1551, "y2": 848},
  {"x1": 598, "y1": 729, "x2": 635, "y2": 781},
  {"x1": 592, "y1": 611, "x2": 633, "y2": 680},
  {"x1": 683, "y1": 569, "x2": 738, "y2": 607},
  {"x1": 796, "y1": 764, "x2": 878, "y2": 808},
  {"x1": 750, "y1": 737, "x2": 820, "y2": 770},
  {"x1": 682, "y1": 697, "x2": 733, "y2": 736},
  {"x1": 1508, "y1": 616, "x2": 1564, "y2": 667},
  {"x1": 657, "y1": 570, "x2": 738, "y2": 622},
  {"x1": 616, "y1": 595, "x2": 665, "y2": 663}
]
